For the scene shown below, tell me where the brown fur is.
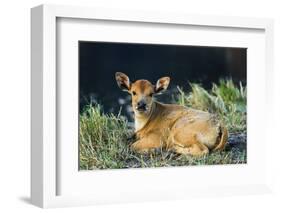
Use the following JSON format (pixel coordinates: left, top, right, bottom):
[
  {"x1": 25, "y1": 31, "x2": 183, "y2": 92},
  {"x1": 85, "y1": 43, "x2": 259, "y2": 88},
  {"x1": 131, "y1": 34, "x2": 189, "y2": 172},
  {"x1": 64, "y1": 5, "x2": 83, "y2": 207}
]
[{"x1": 115, "y1": 72, "x2": 228, "y2": 156}]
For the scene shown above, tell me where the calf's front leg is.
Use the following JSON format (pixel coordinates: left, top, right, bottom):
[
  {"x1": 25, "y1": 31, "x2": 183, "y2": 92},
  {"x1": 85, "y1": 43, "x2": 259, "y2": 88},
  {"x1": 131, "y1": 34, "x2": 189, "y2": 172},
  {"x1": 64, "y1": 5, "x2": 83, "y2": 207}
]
[{"x1": 131, "y1": 133, "x2": 162, "y2": 154}]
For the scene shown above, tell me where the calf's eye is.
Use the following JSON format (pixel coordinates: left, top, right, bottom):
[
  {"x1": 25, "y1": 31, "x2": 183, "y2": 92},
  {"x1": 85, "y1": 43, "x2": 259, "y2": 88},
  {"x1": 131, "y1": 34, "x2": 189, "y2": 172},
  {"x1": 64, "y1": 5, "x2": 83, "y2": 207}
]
[{"x1": 132, "y1": 91, "x2": 136, "y2": 96}]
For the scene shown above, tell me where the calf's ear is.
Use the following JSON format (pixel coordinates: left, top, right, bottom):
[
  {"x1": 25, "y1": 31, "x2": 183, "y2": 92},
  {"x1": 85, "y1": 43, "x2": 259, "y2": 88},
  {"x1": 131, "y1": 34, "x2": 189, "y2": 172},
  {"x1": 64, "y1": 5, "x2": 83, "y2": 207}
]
[
  {"x1": 115, "y1": 72, "x2": 131, "y2": 92},
  {"x1": 155, "y1": 77, "x2": 170, "y2": 94}
]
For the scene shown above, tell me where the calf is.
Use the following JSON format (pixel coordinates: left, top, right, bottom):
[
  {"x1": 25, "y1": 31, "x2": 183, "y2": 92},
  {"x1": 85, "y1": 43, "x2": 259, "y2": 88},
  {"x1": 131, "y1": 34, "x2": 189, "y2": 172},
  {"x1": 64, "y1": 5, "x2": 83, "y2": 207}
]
[{"x1": 115, "y1": 72, "x2": 228, "y2": 156}]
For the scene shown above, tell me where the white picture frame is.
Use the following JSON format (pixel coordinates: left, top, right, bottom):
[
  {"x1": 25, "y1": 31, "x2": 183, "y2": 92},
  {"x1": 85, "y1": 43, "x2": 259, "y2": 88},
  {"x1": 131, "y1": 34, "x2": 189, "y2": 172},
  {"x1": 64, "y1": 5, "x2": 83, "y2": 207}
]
[{"x1": 31, "y1": 4, "x2": 274, "y2": 208}]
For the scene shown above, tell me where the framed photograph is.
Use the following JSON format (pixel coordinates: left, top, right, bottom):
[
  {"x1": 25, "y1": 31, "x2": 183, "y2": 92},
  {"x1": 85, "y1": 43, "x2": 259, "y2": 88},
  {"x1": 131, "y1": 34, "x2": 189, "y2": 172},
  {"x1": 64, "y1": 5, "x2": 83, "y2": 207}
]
[{"x1": 31, "y1": 4, "x2": 274, "y2": 208}]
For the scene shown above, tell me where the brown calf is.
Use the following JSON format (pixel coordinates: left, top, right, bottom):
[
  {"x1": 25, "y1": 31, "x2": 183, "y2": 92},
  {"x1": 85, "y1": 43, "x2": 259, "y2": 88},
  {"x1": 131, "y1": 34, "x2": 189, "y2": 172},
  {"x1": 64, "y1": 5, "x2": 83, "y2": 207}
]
[{"x1": 115, "y1": 72, "x2": 228, "y2": 156}]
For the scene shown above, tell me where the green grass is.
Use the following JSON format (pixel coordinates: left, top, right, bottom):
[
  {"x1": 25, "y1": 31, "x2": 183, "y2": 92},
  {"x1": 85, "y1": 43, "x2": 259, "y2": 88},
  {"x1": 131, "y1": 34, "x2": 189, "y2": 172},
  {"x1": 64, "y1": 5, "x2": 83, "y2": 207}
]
[
  {"x1": 79, "y1": 105, "x2": 132, "y2": 169},
  {"x1": 80, "y1": 80, "x2": 247, "y2": 170}
]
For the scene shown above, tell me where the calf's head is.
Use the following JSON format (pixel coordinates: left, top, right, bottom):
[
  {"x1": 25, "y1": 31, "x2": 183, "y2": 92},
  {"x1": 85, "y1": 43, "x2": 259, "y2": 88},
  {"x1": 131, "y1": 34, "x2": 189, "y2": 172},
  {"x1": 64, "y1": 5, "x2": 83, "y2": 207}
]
[{"x1": 115, "y1": 72, "x2": 170, "y2": 116}]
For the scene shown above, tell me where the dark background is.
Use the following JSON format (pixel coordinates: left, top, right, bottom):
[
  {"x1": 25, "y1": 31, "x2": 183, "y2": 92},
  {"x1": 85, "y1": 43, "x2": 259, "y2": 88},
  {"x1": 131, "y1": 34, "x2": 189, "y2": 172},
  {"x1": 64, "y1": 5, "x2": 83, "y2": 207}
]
[{"x1": 79, "y1": 41, "x2": 246, "y2": 121}]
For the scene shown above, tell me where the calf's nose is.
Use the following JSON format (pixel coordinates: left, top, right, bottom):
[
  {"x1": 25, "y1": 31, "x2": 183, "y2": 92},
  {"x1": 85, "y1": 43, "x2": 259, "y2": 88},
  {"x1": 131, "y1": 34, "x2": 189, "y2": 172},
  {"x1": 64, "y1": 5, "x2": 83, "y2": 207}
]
[{"x1": 137, "y1": 101, "x2": 147, "y2": 110}]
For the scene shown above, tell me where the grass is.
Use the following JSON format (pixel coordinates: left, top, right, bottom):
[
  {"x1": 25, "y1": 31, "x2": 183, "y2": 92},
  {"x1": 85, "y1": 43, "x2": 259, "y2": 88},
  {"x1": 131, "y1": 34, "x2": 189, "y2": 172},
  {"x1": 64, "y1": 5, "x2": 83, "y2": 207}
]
[
  {"x1": 79, "y1": 105, "x2": 132, "y2": 169},
  {"x1": 80, "y1": 80, "x2": 247, "y2": 170}
]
